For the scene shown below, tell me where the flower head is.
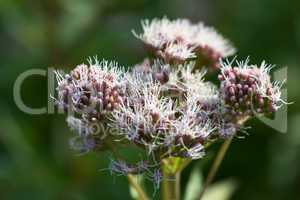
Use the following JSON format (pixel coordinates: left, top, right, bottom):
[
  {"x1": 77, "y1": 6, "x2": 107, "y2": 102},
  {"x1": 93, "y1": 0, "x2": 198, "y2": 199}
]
[
  {"x1": 53, "y1": 58, "x2": 126, "y2": 152},
  {"x1": 55, "y1": 58, "x2": 125, "y2": 123},
  {"x1": 112, "y1": 75, "x2": 176, "y2": 152},
  {"x1": 218, "y1": 58, "x2": 283, "y2": 118},
  {"x1": 169, "y1": 103, "x2": 215, "y2": 159},
  {"x1": 113, "y1": 66, "x2": 221, "y2": 159},
  {"x1": 133, "y1": 17, "x2": 235, "y2": 67}
]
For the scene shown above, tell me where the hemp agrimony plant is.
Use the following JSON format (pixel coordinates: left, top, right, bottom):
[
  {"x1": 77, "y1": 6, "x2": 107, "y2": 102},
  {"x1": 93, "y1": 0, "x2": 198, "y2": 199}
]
[{"x1": 52, "y1": 17, "x2": 285, "y2": 200}]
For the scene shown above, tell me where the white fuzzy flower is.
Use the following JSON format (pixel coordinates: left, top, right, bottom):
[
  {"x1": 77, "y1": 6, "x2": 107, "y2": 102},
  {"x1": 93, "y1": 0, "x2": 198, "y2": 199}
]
[
  {"x1": 177, "y1": 105, "x2": 216, "y2": 139},
  {"x1": 112, "y1": 78, "x2": 176, "y2": 152},
  {"x1": 193, "y1": 22, "x2": 236, "y2": 58},
  {"x1": 133, "y1": 18, "x2": 195, "y2": 49},
  {"x1": 164, "y1": 93, "x2": 216, "y2": 159},
  {"x1": 113, "y1": 68, "x2": 220, "y2": 159},
  {"x1": 163, "y1": 42, "x2": 196, "y2": 62},
  {"x1": 162, "y1": 62, "x2": 207, "y2": 97},
  {"x1": 133, "y1": 17, "x2": 235, "y2": 66},
  {"x1": 179, "y1": 63, "x2": 206, "y2": 85}
]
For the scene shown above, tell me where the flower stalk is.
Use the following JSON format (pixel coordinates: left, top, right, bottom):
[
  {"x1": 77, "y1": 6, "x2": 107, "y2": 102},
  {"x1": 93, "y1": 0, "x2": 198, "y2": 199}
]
[
  {"x1": 161, "y1": 164, "x2": 181, "y2": 200},
  {"x1": 161, "y1": 157, "x2": 190, "y2": 200}
]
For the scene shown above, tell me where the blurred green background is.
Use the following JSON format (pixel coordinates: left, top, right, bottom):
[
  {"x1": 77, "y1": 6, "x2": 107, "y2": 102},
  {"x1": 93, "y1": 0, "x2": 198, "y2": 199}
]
[{"x1": 0, "y1": 0, "x2": 300, "y2": 199}]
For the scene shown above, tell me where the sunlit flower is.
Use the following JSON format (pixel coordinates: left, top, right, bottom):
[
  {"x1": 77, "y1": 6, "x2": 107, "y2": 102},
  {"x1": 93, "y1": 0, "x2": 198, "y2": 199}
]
[
  {"x1": 112, "y1": 76, "x2": 176, "y2": 153},
  {"x1": 133, "y1": 17, "x2": 235, "y2": 67},
  {"x1": 163, "y1": 42, "x2": 196, "y2": 63}
]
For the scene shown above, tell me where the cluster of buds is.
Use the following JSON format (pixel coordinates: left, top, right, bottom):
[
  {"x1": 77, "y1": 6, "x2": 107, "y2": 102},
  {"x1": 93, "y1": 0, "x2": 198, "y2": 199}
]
[
  {"x1": 218, "y1": 59, "x2": 283, "y2": 119},
  {"x1": 54, "y1": 58, "x2": 125, "y2": 152},
  {"x1": 133, "y1": 17, "x2": 235, "y2": 68},
  {"x1": 55, "y1": 58, "x2": 124, "y2": 123}
]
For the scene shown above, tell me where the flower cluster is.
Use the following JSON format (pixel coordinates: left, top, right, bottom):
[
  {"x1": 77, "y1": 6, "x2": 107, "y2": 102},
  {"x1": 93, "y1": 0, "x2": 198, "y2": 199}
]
[
  {"x1": 219, "y1": 59, "x2": 283, "y2": 118},
  {"x1": 54, "y1": 58, "x2": 125, "y2": 152},
  {"x1": 113, "y1": 74, "x2": 176, "y2": 152},
  {"x1": 133, "y1": 17, "x2": 235, "y2": 68},
  {"x1": 52, "y1": 17, "x2": 285, "y2": 184},
  {"x1": 113, "y1": 61, "x2": 240, "y2": 159}
]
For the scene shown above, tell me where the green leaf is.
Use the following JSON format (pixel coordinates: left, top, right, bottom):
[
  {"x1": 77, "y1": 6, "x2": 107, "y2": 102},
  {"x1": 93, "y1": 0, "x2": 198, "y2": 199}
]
[
  {"x1": 202, "y1": 179, "x2": 238, "y2": 200},
  {"x1": 184, "y1": 166, "x2": 203, "y2": 200}
]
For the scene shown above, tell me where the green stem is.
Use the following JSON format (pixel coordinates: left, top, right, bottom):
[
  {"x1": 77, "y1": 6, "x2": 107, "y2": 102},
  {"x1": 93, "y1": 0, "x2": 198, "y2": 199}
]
[
  {"x1": 175, "y1": 172, "x2": 181, "y2": 200},
  {"x1": 161, "y1": 165, "x2": 171, "y2": 200},
  {"x1": 198, "y1": 138, "x2": 233, "y2": 200},
  {"x1": 161, "y1": 161, "x2": 181, "y2": 200}
]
